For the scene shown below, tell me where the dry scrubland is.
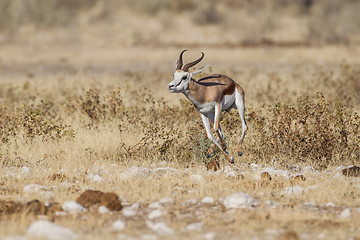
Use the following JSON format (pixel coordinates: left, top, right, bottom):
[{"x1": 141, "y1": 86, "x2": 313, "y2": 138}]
[{"x1": 1, "y1": 0, "x2": 360, "y2": 239}]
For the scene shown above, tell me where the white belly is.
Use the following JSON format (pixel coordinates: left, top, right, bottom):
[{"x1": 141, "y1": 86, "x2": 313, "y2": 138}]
[
  {"x1": 221, "y1": 94, "x2": 235, "y2": 110},
  {"x1": 184, "y1": 92, "x2": 235, "y2": 114},
  {"x1": 197, "y1": 101, "x2": 216, "y2": 114}
]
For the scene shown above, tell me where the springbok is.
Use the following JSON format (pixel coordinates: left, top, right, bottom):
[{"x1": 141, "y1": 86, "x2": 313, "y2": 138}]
[{"x1": 168, "y1": 50, "x2": 248, "y2": 163}]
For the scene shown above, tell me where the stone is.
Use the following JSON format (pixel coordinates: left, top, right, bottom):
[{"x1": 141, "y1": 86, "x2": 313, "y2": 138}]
[
  {"x1": 223, "y1": 192, "x2": 255, "y2": 209},
  {"x1": 62, "y1": 201, "x2": 85, "y2": 213},
  {"x1": 27, "y1": 220, "x2": 77, "y2": 240},
  {"x1": 76, "y1": 190, "x2": 104, "y2": 208},
  {"x1": 201, "y1": 197, "x2": 215, "y2": 204},
  {"x1": 110, "y1": 220, "x2": 126, "y2": 232},
  {"x1": 98, "y1": 206, "x2": 110, "y2": 214},
  {"x1": 100, "y1": 192, "x2": 122, "y2": 211}
]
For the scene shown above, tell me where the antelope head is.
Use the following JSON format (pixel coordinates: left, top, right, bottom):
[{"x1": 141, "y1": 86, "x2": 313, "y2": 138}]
[{"x1": 168, "y1": 50, "x2": 207, "y2": 93}]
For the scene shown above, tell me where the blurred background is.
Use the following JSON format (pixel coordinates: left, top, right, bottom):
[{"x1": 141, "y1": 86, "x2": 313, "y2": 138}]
[{"x1": 1, "y1": 0, "x2": 360, "y2": 46}]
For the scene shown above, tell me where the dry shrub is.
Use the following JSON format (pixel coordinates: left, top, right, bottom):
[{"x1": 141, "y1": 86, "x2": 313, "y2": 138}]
[
  {"x1": 246, "y1": 93, "x2": 359, "y2": 167},
  {"x1": 1, "y1": 70, "x2": 359, "y2": 168},
  {"x1": 0, "y1": 99, "x2": 74, "y2": 143},
  {"x1": 71, "y1": 87, "x2": 199, "y2": 163}
]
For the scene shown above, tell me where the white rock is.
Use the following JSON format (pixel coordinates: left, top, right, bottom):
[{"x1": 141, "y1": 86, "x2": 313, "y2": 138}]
[
  {"x1": 336, "y1": 165, "x2": 346, "y2": 171},
  {"x1": 122, "y1": 202, "x2": 139, "y2": 217},
  {"x1": 110, "y1": 220, "x2": 126, "y2": 232},
  {"x1": 146, "y1": 221, "x2": 173, "y2": 235},
  {"x1": 119, "y1": 196, "x2": 129, "y2": 206},
  {"x1": 317, "y1": 232, "x2": 326, "y2": 239},
  {"x1": 21, "y1": 167, "x2": 31, "y2": 174},
  {"x1": 333, "y1": 172, "x2": 344, "y2": 179},
  {"x1": 86, "y1": 173, "x2": 104, "y2": 183},
  {"x1": 39, "y1": 191, "x2": 55, "y2": 202},
  {"x1": 224, "y1": 166, "x2": 237, "y2": 178},
  {"x1": 62, "y1": 201, "x2": 85, "y2": 213},
  {"x1": 119, "y1": 167, "x2": 152, "y2": 179},
  {"x1": 339, "y1": 208, "x2": 351, "y2": 218},
  {"x1": 288, "y1": 165, "x2": 300, "y2": 171},
  {"x1": 223, "y1": 192, "x2": 256, "y2": 209},
  {"x1": 122, "y1": 207, "x2": 137, "y2": 217},
  {"x1": 185, "y1": 199, "x2": 197, "y2": 205},
  {"x1": 98, "y1": 206, "x2": 110, "y2": 214},
  {"x1": 203, "y1": 232, "x2": 216, "y2": 240},
  {"x1": 265, "y1": 200, "x2": 278, "y2": 208},
  {"x1": 190, "y1": 174, "x2": 206, "y2": 184},
  {"x1": 27, "y1": 220, "x2": 77, "y2": 240},
  {"x1": 149, "y1": 201, "x2": 163, "y2": 209},
  {"x1": 250, "y1": 163, "x2": 259, "y2": 168},
  {"x1": 302, "y1": 166, "x2": 315, "y2": 174},
  {"x1": 23, "y1": 184, "x2": 48, "y2": 193},
  {"x1": 282, "y1": 186, "x2": 304, "y2": 195},
  {"x1": 55, "y1": 211, "x2": 67, "y2": 216},
  {"x1": 265, "y1": 228, "x2": 281, "y2": 235},
  {"x1": 186, "y1": 222, "x2": 203, "y2": 231},
  {"x1": 159, "y1": 198, "x2": 173, "y2": 204},
  {"x1": 304, "y1": 202, "x2": 317, "y2": 208},
  {"x1": 201, "y1": 197, "x2": 215, "y2": 204},
  {"x1": 326, "y1": 202, "x2": 336, "y2": 207},
  {"x1": 148, "y1": 209, "x2": 163, "y2": 219}
]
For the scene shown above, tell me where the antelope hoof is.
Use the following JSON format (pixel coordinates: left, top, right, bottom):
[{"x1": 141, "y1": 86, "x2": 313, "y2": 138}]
[
  {"x1": 230, "y1": 156, "x2": 234, "y2": 164},
  {"x1": 238, "y1": 152, "x2": 243, "y2": 157}
]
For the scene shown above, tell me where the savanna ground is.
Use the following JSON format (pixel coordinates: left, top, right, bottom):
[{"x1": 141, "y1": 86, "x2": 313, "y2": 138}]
[{"x1": 0, "y1": 1, "x2": 360, "y2": 239}]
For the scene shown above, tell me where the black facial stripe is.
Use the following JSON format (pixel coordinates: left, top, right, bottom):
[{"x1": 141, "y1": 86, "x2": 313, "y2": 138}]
[
  {"x1": 175, "y1": 79, "x2": 182, "y2": 87},
  {"x1": 175, "y1": 75, "x2": 188, "y2": 87}
]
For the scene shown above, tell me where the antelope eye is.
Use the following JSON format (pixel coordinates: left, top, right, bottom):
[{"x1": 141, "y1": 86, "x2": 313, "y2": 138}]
[{"x1": 182, "y1": 75, "x2": 187, "y2": 80}]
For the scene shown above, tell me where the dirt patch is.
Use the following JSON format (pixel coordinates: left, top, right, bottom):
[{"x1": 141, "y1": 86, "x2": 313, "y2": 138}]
[
  {"x1": 207, "y1": 161, "x2": 220, "y2": 171},
  {"x1": 46, "y1": 203, "x2": 63, "y2": 216},
  {"x1": 279, "y1": 230, "x2": 299, "y2": 240},
  {"x1": 291, "y1": 174, "x2": 306, "y2": 184},
  {"x1": 76, "y1": 190, "x2": 122, "y2": 211},
  {"x1": 24, "y1": 200, "x2": 46, "y2": 215},
  {"x1": 48, "y1": 173, "x2": 69, "y2": 182},
  {"x1": 76, "y1": 190, "x2": 104, "y2": 208},
  {"x1": 342, "y1": 166, "x2": 360, "y2": 177},
  {"x1": 0, "y1": 200, "x2": 23, "y2": 214},
  {"x1": 100, "y1": 193, "x2": 122, "y2": 211},
  {"x1": 261, "y1": 172, "x2": 272, "y2": 181},
  {"x1": 0, "y1": 199, "x2": 49, "y2": 216}
]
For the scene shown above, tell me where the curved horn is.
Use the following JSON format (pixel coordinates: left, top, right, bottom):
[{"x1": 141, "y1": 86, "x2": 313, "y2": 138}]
[
  {"x1": 176, "y1": 49, "x2": 187, "y2": 70},
  {"x1": 182, "y1": 52, "x2": 204, "y2": 72}
]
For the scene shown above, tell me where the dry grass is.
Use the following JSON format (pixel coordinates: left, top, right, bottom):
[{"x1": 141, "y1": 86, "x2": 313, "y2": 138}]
[
  {"x1": 0, "y1": 2, "x2": 360, "y2": 238},
  {"x1": 0, "y1": 42, "x2": 359, "y2": 239}
]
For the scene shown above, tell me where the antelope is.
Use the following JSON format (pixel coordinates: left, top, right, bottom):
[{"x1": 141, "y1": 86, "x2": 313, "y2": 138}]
[{"x1": 168, "y1": 50, "x2": 248, "y2": 164}]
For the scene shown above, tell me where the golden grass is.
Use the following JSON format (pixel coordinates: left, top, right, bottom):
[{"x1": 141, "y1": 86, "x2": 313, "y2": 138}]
[{"x1": 0, "y1": 34, "x2": 360, "y2": 239}]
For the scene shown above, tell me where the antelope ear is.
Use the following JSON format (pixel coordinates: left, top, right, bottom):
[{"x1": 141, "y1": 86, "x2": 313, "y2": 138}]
[{"x1": 189, "y1": 65, "x2": 209, "y2": 78}]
